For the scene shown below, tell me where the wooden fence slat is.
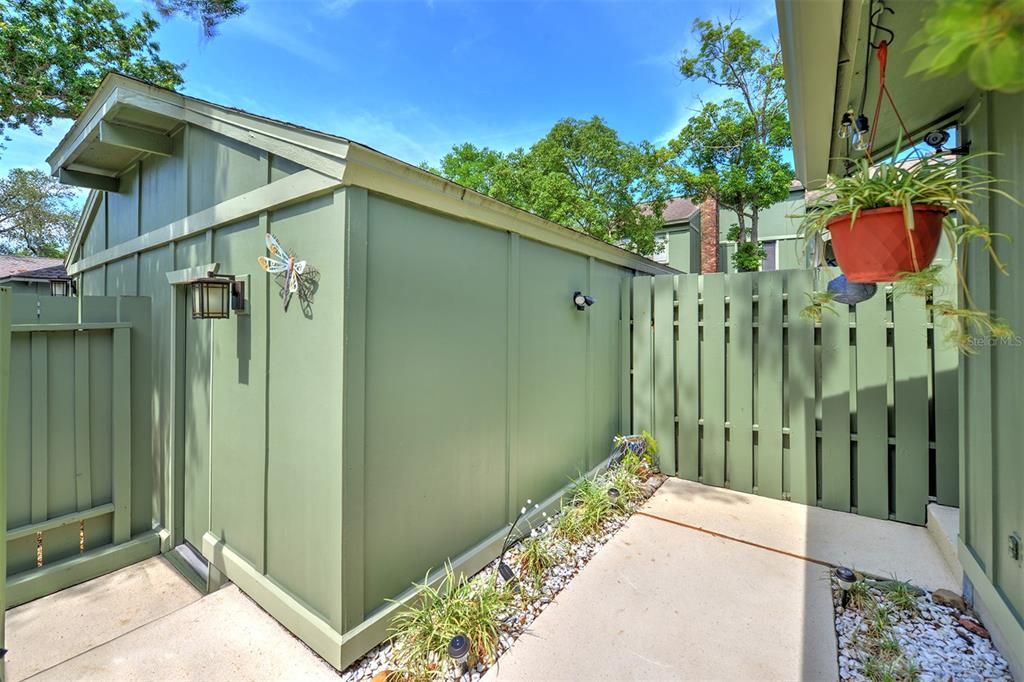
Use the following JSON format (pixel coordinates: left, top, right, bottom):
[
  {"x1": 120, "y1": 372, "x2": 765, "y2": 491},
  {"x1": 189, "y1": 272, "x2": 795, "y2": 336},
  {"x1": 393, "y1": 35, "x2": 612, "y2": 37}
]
[
  {"x1": 755, "y1": 272, "x2": 784, "y2": 499},
  {"x1": 854, "y1": 291, "x2": 889, "y2": 520},
  {"x1": 676, "y1": 275, "x2": 700, "y2": 480},
  {"x1": 30, "y1": 333, "x2": 48, "y2": 523},
  {"x1": 727, "y1": 273, "x2": 754, "y2": 492},
  {"x1": 629, "y1": 268, "x2": 956, "y2": 527},
  {"x1": 74, "y1": 332, "x2": 93, "y2": 510},
  {"x1": 701, "y1": 274, "x2": 726, "y2": 486},
  {"x1": 631, "y1": 277, "x2": 653, "y2": 434},
  {"x1": 653, "y1": 275, "x2": 676, "y2": 474},
  {"x1": 820, "y1": 300, "x2": 851, "y2": 512},
  {"x1": 112, "y1": 327, "x2": 132, "y2": 543},
  {"x1": 893, "y1": 293, "x2": 930, "y2": 524},
  {"x1": 619, "y1": 278, "x2": 631, "y2": 435},
  {"x1": 932, "y1": 270, "x2": 960, "y2": 506},
  {"x1": 786, "y1": 271, "x2": 816, "y2": 504}
]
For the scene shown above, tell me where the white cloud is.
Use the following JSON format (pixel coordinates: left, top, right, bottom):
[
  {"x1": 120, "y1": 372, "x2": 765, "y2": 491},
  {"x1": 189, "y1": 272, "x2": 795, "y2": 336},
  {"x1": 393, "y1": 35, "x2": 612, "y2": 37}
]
[
  {"x1": 322, "y1": 107, "x2": 547, "y2": 166},
  {"x1": 235, "y1": 14, "x2": 344, "y2": 74}
]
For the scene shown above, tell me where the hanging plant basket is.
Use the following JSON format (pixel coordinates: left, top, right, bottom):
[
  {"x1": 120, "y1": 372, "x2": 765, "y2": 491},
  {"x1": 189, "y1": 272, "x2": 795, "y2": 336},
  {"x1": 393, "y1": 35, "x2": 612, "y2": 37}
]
[{"x1": 826, "y1": 204, "x2": 946, "y2": 283}]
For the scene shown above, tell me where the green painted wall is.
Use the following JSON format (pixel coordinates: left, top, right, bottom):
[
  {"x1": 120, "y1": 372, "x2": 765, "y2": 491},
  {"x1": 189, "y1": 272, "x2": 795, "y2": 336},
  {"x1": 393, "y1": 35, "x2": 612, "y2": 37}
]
[
  {"x1": 69, "y1": 122, "x2": 635, "y2": 665},
  {"x1": 73, "y1": 124, "x2": 343, "y2": 621},
  {"x1": 961, "y1": 90, "x2": 1024, "y2": 651},
  {"x1": 356, "y1": 191, "x2": 630, "y2": 616},
  {"x1": 0, "y1": 281, "x2": 52, "y2": 296}
]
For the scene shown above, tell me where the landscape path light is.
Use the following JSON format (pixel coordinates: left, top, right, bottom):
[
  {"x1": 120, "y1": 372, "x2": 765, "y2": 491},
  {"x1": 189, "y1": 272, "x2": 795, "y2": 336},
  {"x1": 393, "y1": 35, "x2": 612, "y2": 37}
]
[
  {"x1": 835, "y1": 566, "x2": 858, "y2": 607},
  {"x1": 448, "y1": 634, "x2": 470, "y2": 673}
]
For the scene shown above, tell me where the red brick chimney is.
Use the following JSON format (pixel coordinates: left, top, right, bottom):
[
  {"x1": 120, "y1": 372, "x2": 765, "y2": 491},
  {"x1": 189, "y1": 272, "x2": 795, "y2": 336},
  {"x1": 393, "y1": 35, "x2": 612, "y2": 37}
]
[{"x1": 699, "y1": 197, "x2": 719, "y2": 273}]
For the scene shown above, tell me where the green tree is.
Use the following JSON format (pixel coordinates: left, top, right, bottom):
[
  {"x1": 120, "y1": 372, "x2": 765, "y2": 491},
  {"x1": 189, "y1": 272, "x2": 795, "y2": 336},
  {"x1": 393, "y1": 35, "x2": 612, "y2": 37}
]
[
  {"x1": 428, "y1": 117, "x2": 669, "y2": 255},
  {"x1": 0, "y1": 0, "x2": 246, "y2": 152},
  {"x1": 153, "y1": 0, "x2": 246, "y2": 38},
  {"x1": 0, "y1": 168, "x2": 79, "y2": 257},
  {"x1": 667, "y1": 18, "x2": 793, "y2": 267}
]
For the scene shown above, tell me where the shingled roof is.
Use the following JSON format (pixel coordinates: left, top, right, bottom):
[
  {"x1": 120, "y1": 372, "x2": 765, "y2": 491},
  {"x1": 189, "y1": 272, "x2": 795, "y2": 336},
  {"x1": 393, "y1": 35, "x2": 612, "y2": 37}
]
[{"x1": 0, "y1": 255, "x2": 68, "y2": 281}]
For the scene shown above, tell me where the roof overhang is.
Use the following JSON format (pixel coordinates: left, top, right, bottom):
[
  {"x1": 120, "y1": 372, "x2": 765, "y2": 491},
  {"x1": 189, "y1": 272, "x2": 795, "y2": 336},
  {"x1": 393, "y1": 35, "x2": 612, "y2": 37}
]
[
  {"x1": 54, "y1": 75, "x2": 675, "y2": 276},
  {"x1": 777, "y1": 0, "x2": 978, "y2": 186},
  {"x1": 47, "y1": 74, "x2": 351, "y2": 189}
]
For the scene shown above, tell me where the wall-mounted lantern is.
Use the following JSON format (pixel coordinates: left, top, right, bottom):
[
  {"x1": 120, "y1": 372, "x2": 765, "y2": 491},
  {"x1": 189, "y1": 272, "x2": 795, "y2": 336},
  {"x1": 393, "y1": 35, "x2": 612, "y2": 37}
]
[
  {"x1": 189, "y1": 272, "x2": 245, "y2": 319},
  {"x1": 49, "y1": 278, "x2": 74, "y2": 297},
  {"x1": 573, "y1": 291, "x2": 595, "y2": 311}
]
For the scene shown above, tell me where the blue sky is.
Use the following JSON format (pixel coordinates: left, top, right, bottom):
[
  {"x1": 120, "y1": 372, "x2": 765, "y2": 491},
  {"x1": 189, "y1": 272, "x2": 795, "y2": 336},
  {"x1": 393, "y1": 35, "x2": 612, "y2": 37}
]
[{"x1": 2, "y1": 0, "x2": 780, "y2": 176}]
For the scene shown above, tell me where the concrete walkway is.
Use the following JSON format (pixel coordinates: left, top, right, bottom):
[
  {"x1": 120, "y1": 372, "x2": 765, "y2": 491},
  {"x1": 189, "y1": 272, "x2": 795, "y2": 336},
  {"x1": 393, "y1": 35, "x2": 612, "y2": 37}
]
[
  {"x1": 5, "y1": 479, "x2": 957, "y2": 681},
  {"x1": 485, "y1": 478, "x2": 958, "y2": 681},
  {"x1": 4, "y1": 557, "x2": 337, "y2": 681}
]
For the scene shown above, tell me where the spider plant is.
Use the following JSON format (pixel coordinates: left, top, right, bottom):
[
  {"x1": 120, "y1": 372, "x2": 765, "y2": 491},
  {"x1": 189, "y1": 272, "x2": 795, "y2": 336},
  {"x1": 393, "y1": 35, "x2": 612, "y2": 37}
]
[
  {"x1": 799, "y1": 290, "x2": 838, "y2": 323},
  {"x1": 388, "y1": 564, "x2": 512, "y2": 680},
  {"x1": 799, "y1": 145, "x2": 1021, "y2": 352}
]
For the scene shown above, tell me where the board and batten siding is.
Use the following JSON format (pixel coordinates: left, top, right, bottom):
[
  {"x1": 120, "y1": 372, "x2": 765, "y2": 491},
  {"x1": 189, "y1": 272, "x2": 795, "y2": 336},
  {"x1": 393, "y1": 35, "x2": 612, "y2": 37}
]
[
  {"x1": 960, "y1": 89, "x2": 1024, "y2": 660},
  {"x1": 71, "y1": 125, "x2": 345, "y2": 632},
  {"x1": 347, "y1": 189, "x2": 632, "y2": 625},
  {"x1": 68, "y1": 122, "x2": 641, "y2": 667}
]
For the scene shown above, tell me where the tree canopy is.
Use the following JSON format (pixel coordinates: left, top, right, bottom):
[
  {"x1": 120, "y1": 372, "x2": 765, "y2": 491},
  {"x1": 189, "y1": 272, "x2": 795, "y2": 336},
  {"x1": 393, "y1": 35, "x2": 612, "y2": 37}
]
[
  {"x1": 0, "y1": 0, "x2": 245, "y2": 154},
  {"x1": 666, "y1": 18, "x2": 794, "y2": 270},
  {"x1": 427, "y1": 117, "x2": 670, "y2": 255},
  {"x1": 0, "y1": 168, "x2": 79, "y2": 258}
]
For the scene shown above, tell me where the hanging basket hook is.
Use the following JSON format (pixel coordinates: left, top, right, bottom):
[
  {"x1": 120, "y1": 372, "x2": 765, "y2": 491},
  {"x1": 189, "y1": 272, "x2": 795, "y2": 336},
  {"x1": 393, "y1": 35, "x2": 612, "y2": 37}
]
[{"x1": 868, "y1": 3, "x2": 895, "y2": 49}]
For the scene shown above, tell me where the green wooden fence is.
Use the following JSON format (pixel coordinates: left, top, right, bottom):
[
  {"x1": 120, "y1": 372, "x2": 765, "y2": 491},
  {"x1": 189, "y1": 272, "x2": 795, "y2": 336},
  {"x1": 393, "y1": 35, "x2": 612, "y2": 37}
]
[
  {"x1": 4, "y1": 294, "x2": 156, "y2": 608},
  {"x1": 627, "y1": 270, "x2": 960, "y2": 525}
]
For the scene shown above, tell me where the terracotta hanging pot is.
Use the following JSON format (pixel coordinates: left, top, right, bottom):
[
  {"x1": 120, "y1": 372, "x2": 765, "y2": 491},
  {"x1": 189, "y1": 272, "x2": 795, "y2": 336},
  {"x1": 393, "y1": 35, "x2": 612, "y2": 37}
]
[{"x1": 826, "y1": 204, "x2": 946, "y2": 283}]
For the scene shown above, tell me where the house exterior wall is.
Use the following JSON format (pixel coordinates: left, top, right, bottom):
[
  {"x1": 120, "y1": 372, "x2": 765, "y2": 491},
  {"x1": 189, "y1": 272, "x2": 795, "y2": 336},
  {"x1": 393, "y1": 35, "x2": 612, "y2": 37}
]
[
  {"x1": 345, "y1": 188, "x2": 632, "y2": 632},
  {"x1": 0, "y1": 281, "x2": 52, "y2": 296},
  {"x1": 68, "y1": 121, "x2": 640, "y2": 667},
  {"x1": 70, "y1": 124, "x2": 345, "y2": 634},
  {"x1": 960, "y1": 89, "x2": 1024, "y2": 670}
]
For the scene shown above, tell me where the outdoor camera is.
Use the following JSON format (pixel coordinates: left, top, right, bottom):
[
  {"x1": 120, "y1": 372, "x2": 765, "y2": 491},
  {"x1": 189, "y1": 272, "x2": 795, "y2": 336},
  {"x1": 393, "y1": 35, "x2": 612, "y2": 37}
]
[{"x1": 573, "y1": 291, "x2": 595, "y2": 311}]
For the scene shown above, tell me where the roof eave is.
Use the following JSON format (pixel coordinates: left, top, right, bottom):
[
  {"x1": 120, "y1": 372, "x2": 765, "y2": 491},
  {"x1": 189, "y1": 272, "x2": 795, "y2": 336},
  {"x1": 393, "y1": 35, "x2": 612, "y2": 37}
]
[{"x1": 776, "y1": 0, "x2": 846, "y2": 189}]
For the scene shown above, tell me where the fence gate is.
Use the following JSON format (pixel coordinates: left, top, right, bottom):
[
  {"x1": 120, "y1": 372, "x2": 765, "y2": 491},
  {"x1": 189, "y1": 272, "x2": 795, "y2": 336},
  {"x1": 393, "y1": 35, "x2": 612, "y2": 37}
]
[
  {"x1": 626, "y1": 270, "x2": 960, "y2": 525},
  {"x1": 3, "y1": 294, "x2": 156, "y2": 608}
]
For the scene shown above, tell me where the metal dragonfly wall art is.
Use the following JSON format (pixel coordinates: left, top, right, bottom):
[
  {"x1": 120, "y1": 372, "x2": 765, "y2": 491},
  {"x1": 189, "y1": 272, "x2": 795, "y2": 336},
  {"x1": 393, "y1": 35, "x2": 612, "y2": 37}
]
[{"x1": 257, "y1": 233, "x2": 320, "y2": 317}]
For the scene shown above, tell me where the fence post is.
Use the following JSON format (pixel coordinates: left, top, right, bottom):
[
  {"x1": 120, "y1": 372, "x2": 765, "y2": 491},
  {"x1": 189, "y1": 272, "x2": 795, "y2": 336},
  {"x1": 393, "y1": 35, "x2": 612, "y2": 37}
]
[
  {"x1": 0, "y1": 288, "x2": 11, "y2": 682},
  {"x1": 112, "y1": 328, "x2": 133, "y2": 544}
]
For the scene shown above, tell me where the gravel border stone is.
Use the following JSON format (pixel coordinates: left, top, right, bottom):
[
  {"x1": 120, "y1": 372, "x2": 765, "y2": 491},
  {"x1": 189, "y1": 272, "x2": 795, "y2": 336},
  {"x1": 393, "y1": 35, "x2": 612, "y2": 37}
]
[
  {"x1": 339, "y1": 470, "x2": 667, "y2": 681},
  {"x1": 832, "y1": 575, "x2": 1012, "y2": 681}
]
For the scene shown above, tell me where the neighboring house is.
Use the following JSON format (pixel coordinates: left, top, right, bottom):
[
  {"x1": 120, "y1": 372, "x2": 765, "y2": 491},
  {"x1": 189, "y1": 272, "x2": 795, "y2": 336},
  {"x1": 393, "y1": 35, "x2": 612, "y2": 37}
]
[
  {"x1": 717, "y1": 181, "x2": 809, "y2": 273},
  {"x1": 0, "y1": 255, "x2": 72, "y2": 296},
  {"x1": 777, "y1": 0, "x2": 1023, "y2": 677},
  {"x1": 650, "y1": 197, "x2": 701, "y2": 272},
  {"x1": 652, "y1": 186, "x2": 809, "y2": 274}
]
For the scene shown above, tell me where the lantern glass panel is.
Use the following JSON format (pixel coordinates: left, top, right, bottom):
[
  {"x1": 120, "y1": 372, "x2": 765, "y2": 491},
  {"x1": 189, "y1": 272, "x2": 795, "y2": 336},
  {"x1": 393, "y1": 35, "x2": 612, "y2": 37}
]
[{"x1": 191, "y1": 279, "x2": 231, "y2": 319}]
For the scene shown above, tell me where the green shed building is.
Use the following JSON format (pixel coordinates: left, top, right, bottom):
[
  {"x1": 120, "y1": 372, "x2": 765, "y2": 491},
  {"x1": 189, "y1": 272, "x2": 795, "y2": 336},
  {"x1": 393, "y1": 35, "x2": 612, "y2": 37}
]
[{"x1": 44, "y1": 74, "x2": 673, "y2": 668}]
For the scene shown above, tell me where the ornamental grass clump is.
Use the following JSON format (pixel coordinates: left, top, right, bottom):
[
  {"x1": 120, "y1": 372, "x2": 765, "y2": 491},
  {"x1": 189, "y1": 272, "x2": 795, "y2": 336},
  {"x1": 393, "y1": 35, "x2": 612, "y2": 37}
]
[
  {"x1": 517, "y1": 535, "x2": 559, "y2": 589},
  {"x1": 388, "y1": 564, "x2": 512, "y2": 681}
]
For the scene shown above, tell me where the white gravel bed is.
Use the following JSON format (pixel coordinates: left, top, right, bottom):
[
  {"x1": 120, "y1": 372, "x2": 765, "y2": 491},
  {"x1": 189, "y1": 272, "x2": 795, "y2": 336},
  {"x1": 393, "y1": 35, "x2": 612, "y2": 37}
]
[
  {"x1": 339, "y1": 471, "x2": 666, "y2": 681},
  {"x1": 833, "y1": 577, "x2": 1012, "y2": 681}
]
